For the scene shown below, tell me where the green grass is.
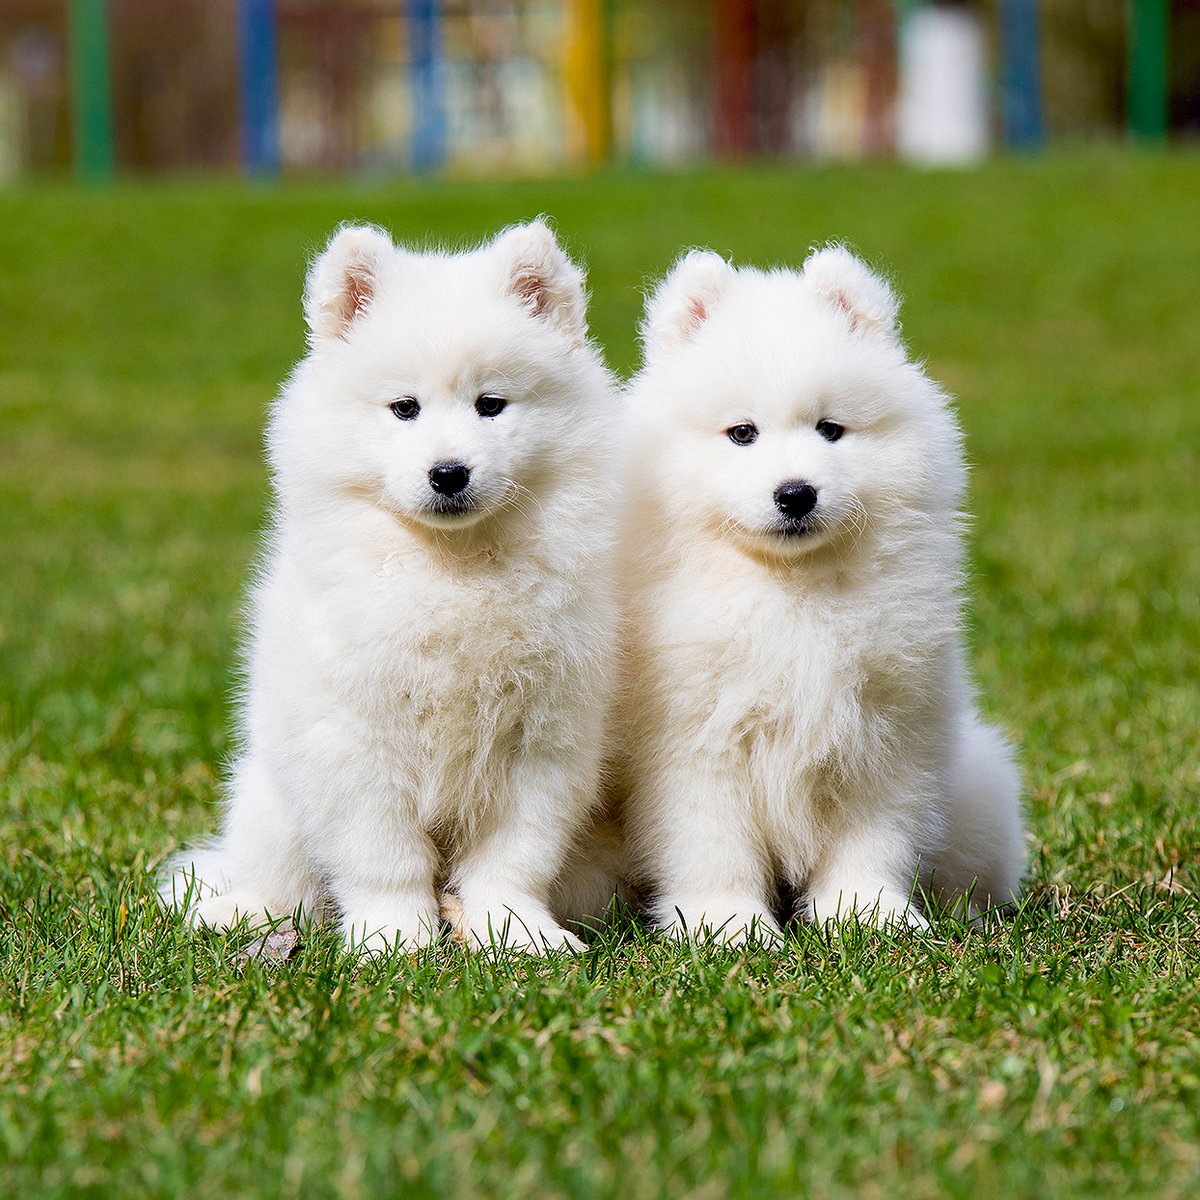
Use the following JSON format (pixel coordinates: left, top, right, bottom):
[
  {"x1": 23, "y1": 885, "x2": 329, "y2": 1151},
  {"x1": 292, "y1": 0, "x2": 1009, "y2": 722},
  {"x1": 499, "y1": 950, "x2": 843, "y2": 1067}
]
[{"x1": 2, "y1": 153, "x2": 1198, "y2": 1199}]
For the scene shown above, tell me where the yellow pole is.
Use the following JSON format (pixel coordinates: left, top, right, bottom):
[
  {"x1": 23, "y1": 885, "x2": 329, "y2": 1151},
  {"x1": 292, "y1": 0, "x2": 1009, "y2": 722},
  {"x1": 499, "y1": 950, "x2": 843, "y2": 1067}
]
[{"x1": 563, "y1": 0, "x2": 611, "y2": 168}]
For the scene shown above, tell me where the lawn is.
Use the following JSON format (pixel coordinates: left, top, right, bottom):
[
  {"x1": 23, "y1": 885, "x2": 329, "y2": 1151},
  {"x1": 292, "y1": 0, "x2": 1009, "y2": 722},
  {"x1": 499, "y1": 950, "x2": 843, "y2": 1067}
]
[{"x1": 1, "y1": 153, "x2": 1197, "y2": 1199}]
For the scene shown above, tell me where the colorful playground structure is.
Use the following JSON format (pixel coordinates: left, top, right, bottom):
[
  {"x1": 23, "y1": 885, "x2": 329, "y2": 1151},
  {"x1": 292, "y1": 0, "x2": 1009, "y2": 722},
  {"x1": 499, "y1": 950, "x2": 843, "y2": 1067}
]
[{"x1": 0, "y1": 1, "x2": 1189, "y2": 181}]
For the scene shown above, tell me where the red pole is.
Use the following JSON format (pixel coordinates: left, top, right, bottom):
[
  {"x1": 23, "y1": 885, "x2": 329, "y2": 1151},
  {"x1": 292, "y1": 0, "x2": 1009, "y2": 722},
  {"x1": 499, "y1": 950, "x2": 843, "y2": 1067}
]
[{"x1": 713, "y1": 0, "x2": 756, "y2": 158}]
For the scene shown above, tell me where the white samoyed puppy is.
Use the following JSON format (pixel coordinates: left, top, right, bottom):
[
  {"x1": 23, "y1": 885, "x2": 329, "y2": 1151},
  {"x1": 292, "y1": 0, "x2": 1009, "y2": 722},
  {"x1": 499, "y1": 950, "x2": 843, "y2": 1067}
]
[
  {"x1": 160, "y1": 219, "x2": 618, "y2": 953},
  {"x1": 616, "y1": 246, "x2": 1024, "y2": 940}
]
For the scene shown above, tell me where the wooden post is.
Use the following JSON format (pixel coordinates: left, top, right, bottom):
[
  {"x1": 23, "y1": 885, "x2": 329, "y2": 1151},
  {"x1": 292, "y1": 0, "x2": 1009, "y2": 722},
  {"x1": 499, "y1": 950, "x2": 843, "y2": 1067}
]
[
  {"x1": 238, "y1": 0, "x2": 280, "y2": 176},
  {"x1": 1128, "y1": 0, "x2": 1168, "y2": 140},
  {"x1": 408, "y1": 0, "x2": 445, "y2": 171},
  {"x1": 563, "y1": 0, "x2": 612, "y2": 167},
  {"x1": 68, "y1": 0, "x2": 115, "y2": 181},
  {"x1": 998, "y1": 0, "x2": 1045, "y2": 147}
]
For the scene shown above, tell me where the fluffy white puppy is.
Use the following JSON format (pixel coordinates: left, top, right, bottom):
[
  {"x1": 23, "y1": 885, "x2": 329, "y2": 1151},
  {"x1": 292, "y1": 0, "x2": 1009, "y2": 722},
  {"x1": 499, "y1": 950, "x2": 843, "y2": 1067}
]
[
  {"x1": 617, "y1": 246, "x2": 1024, "y2": 940},
  {"x1": 160, "y1": 219, "x2": 617, "y2": 953}
]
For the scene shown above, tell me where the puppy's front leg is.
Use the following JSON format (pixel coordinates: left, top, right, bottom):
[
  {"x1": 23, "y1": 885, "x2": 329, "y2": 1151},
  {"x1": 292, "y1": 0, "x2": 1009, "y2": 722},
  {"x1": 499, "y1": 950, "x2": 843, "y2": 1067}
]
[
  {"x1": 635, "y1": 757, "x2": 780, "y2": 945},
  {"x1": 324, "y1": 814, "x2": 442, "y2": 954},
  {"x1": 450, "y1": 754, "x2": 587, "y2": 955},
  {"x1": 803, "y1": 800, "x2": 929, "y2": 930}
]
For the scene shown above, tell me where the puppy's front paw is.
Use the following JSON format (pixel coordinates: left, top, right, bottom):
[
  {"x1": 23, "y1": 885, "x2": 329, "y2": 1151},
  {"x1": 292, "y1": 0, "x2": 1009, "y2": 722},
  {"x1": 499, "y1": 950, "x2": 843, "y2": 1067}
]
[
  {"x1": 878, "y1": 892, "x2": 930, "y2": 929},
  {"x1": 807, "y1": 886, "x2": 928, "y2": 931},
  {"x1": 341, "y1": 906, "x2": 441, "y2": 955},
  {"x1": 452, "y1": 902, "x2": 585, "y2": 955},
  {"x1": 659, "y1": 901, "x2": 781, "y2": 947}
]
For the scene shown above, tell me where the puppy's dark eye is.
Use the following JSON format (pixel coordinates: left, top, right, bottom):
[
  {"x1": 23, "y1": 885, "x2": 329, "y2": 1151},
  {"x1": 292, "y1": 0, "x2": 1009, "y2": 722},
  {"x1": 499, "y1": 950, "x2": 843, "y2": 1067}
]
[
  {"x1": 727, "y1": 423, "x2": 758, "y2": 446},
  {"x1": 816, "y1": 419, "x2": 844, "y2": 442},
  {"x1": 390, "y1": 397, "x2": 420, "y2": 421},
  {"x1": 475, "y1": 393, "x2": 508, "y2": 418}
]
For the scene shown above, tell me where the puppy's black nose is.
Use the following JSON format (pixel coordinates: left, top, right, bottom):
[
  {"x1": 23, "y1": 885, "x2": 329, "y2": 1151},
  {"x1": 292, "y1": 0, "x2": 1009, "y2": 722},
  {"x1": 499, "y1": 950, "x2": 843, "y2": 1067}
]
[
  {"x1": 774, "y1": 481, "x2": 818, "y2": 519},
  {"x1": 429, "y1": 461, "x2": 470, "y2": 496}
]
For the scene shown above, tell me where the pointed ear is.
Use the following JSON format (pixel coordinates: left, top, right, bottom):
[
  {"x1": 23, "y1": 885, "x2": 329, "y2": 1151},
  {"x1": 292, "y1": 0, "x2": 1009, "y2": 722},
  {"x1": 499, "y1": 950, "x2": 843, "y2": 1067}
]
[
  {"x1": 303, "y1": 224, "x2": 395, "y2": 346},
  {"x1": 641, "y1": 250, "x2": 734, "y2": 357},
  {"x1": 491, "y1": 218, "x2": 586, "y2": 342},
  {"x1": 803, "y1": 246, "x2": 900, "y2": 341}
]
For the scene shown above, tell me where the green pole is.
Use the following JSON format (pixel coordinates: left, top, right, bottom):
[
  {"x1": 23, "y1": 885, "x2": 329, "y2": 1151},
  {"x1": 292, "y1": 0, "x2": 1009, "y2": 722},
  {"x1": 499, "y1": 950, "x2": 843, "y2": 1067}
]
[
  {"x1": 1128, "y1": 0, "x2": 1168, "y2": 140},
  {"x1": 69, "y1": 0, "x2": 115, "y2": 181}
]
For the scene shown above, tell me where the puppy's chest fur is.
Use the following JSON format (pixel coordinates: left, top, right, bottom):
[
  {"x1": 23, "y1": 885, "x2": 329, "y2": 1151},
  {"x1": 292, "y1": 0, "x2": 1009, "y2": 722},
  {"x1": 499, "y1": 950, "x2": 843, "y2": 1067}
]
[
  {"x1": 638, "y1": 556, "x2": 948, "y2": 793},
  {"x1": 269, "y1": 535, "x2": 590, "y2": 814},
  {"x1": 336, "y1": 553, "x2": 571, "y2": 731}
]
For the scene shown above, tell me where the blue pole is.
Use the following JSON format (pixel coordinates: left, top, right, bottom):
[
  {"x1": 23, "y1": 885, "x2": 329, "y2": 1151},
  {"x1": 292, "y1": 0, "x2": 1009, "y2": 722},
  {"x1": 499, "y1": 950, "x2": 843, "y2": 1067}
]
[
  {"x1": 408, "y1": 0, "x2": 445, "y2": 171},
  {"x1": 998, "y1": 0, "x2": 1045, "y2": 148},
  {"x1": 238, "y1": 0, "x2": 280, "y2": 176}
]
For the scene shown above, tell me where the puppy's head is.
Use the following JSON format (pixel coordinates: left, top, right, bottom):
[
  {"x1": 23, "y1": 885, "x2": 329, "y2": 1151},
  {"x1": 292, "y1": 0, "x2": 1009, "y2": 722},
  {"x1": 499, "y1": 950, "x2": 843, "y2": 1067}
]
[
  {"x1": 272, "y1": 219, "x2": 594, "y2": 531},
  {"x1": 635, "y1": 246, "x2": 965, "y2": 560}
]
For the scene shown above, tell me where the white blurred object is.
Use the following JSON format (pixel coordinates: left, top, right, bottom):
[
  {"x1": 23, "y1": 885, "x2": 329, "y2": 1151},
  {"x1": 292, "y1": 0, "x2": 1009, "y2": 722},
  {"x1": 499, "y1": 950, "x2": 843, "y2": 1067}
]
[{"x1": 897, "y1": 5, "x2": 989, "y2": 165}]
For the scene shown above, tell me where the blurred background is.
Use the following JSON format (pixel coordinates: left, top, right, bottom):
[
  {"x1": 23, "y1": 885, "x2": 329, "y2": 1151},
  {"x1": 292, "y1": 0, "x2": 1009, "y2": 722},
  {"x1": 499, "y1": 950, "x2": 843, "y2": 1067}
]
[
  {"x1": 2, "y1": 11, "x2": 1199, "y2": 1194},
  {"x1": 0, "y1": 0, "x2": 1196, "y2": 183}
]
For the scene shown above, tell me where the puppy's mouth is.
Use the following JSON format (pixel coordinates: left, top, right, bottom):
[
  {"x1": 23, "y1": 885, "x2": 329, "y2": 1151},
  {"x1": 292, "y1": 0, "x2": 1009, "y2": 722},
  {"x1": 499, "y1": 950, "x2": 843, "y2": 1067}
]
[
  {"x1": 725, "y1": 514, "x2": 829, "y2": 555},
  {"x1": 414, "y1": 494, "x2": 493, "y2": 529},
  {"x1": 422, "y1": 492, "x2": 477, "y2": 518},
  {"x1": 771, "y1": 514, "x2": 821, "y2": 539}
]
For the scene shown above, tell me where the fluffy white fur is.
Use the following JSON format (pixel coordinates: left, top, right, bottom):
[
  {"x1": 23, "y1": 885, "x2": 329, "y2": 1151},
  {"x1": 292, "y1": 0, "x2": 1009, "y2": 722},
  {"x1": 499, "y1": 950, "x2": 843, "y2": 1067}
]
[
  {"x1": 617, "y1": 245, "x2": 1024, "y2": 941},
  {"x1": 160, "y1": 219, "x2": 619, "y2": 954}
]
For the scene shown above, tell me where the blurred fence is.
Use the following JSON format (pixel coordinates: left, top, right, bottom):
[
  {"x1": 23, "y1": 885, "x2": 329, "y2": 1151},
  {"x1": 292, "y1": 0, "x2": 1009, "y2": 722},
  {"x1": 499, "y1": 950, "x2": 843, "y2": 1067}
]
[{"x1": 0, "y1": 0, "x2": 1196, "y2": 182}]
